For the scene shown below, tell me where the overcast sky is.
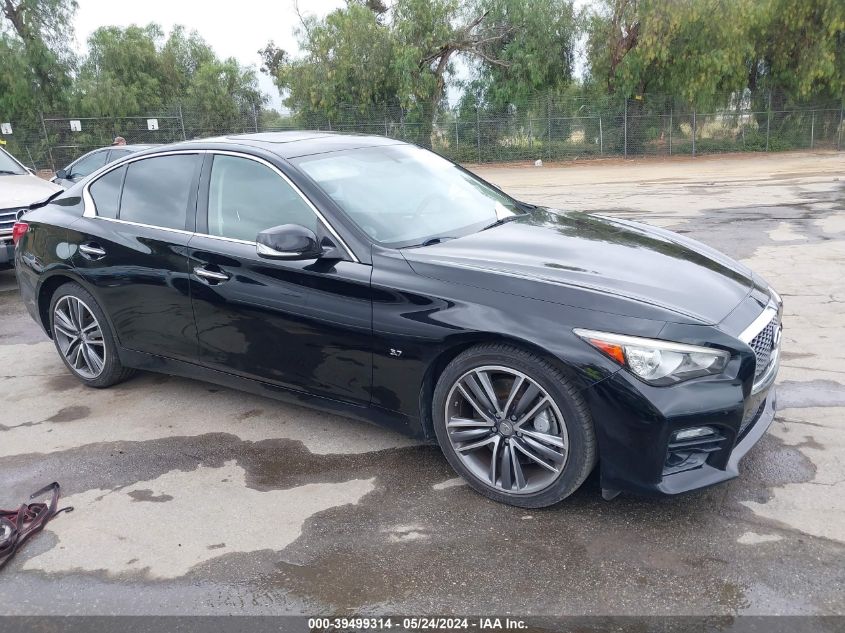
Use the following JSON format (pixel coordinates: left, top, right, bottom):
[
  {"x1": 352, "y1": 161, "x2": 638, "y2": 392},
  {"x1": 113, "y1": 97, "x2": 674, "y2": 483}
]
[{"x1": 73, "y1": 0, "x2": 346, "y2": 109}]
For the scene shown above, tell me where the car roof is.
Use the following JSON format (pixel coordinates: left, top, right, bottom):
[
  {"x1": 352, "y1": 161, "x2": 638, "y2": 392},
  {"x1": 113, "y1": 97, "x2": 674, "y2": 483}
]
[
  {"x1": 115, "y1": 144, "x2": 158, "y2": 150},
  {"x1": 81, "y1": 144, "x2": 157, "y2": 154},
  {"x1": 182, "y1": 131, "x2": 406, "y2": 159}
]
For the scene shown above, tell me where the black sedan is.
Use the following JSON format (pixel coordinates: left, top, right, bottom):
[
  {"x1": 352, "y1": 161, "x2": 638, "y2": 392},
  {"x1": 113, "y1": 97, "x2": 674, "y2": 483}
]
[{"x1": 12, "y1": 133, "x2": 782, "y2": 507}]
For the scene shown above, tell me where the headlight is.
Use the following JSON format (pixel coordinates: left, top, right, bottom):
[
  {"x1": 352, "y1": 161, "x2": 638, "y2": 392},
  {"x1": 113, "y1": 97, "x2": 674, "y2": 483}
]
[{"x1": 573, "y1": 329, "x2": 730, "y2": 386}]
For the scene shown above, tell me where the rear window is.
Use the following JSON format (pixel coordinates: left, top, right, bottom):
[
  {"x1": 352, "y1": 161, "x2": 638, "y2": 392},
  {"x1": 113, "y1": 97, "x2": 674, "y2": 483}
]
[{"x1": 119, "y1": 155, "x2": 197, "y2": 230}]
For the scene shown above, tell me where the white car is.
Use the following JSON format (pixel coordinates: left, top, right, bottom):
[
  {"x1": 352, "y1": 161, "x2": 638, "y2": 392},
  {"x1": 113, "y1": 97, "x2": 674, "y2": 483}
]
[{"x1": 0, "y1": 146, "x2": 62, "y2": 268}]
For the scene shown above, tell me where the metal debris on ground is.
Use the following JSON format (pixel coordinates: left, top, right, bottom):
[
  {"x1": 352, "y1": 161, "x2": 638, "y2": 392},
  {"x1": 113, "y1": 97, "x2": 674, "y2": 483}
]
[{"x1": 0, "y1": 483, "x2": 73, "y2": 570}]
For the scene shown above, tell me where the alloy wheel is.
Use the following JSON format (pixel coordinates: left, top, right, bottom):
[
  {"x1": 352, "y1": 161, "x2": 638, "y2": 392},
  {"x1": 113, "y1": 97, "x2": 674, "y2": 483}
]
[
  {"x1": 444, "y1": 365, "x2": 569, "y2": 495},
  {"x1": 53, "y1": 295, "x2": 106, "y2": 380}
]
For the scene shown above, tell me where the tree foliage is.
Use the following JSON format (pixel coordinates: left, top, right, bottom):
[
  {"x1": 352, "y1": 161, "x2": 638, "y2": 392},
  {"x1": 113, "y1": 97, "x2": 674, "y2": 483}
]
[
  {"x1": 584, "y1": 0, "x2": 845, "y2": 106},
  {"x1": 0, "y1": 0, "x2": 77, "y2": 121},
  {"x1": 72, "y1": 23, "x2": 264, "y2": 121},
  {"x1": 463, "y1": 0, "x2": 578, "y2": 107},
  {"x1": 1, "y1": 0, "x2": 843, "y2": 148},
  {"x1": 261, "y1": 0, "x2": 520, "y2": 142}
]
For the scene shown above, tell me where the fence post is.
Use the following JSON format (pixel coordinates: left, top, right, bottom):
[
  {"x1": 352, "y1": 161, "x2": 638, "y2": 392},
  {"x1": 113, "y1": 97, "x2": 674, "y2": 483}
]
[
  {"x1": 476, "y1": 106, "x2": 481, "y2": 163},
  {"x1": 24, "y1": 146, "x2": 37, "y2": 172},
  {"x1": 39, "y1": 112, "x2": 54, "y2": 171},
  {"x1": 598, "y1": 116, "x2": 603, "y2": 155},
  {"x1": 692, "y1": 108, "x2": 696, "y2": 157},
  {"x1": 765, "y1": 92, "x2": 771, "y2": 152},
  {"x1": 252, "y1": 103, "x2": 259, "y2": 133},
  {"x1": 623, "y1": 98, "x2": 628, "y2": 158},
  {"x1": 455, "y1": 118, "x2": 459, "y2": 151},
  {"x1": 178, "y1": 104, "x2": 187, "y2": 141},
  {"x1": 810, "y1": 110, "x2": 815, "y2": 149},
  {"x1": 547, "y1": 96, "x2": 552, "y2": 160},
  {"x1": 838, "y1": 104, "x2": 843, "y2": 151},
  {"x1": 669, "y1": 107, "x2": 673, "y2": 155}
]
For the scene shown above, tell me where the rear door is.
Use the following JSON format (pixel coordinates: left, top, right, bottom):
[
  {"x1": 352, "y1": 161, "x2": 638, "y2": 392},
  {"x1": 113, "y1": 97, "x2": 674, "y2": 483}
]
[
  {"x1": 188, "y1": 152, "x2": 373, "y2": 404},
  {"x1": 68, "y1": 152, "x2": 202, "y2": 360}
]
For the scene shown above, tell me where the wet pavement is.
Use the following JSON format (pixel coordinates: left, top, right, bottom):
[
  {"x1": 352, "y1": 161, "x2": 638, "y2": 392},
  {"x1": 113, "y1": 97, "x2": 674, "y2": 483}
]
[{"x1": 0, "y1": 152, "x2": 843, "y2": 615}]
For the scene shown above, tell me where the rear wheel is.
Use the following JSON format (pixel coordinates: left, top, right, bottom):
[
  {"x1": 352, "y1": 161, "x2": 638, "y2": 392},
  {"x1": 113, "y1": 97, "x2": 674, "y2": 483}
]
[
  {"x1": 49, "y1": 283, "x2": 135, "y2": 388},
  {"x1": 433, "y1": 344, "x2": 596, "y2": 507}
]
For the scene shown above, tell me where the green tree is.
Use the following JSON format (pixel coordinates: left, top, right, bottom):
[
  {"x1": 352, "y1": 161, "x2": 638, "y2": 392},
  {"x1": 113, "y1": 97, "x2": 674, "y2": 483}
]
[
  {"x1": 463, "y1": 0, "x2": 578, "y2": 108},
  {"x1": 261, "y1": 0, "x2": 512, "y2": 144},
  {"x1": 183, "y1": 58, "x2": 265, "y2": 136},
  {"x1": 74, "y1": 24, "x2": 166, "y2": 115},
  {"x1": 584, "y1": 0, "x2": 844, "y2": 107},
  {"x1": 0, "y1": 0, "x2": 77, "y2": 120},
  {"x1": 260, "y1": 2, "x2": 398, "y2": 119},
  {"x1": 585, "y1": 0, "x2": 754, "y2": 105},
  {"x1": 72, "y1": 23, "x2": 265, "y2": 132},
  {"x1": 749, "y1": 0, "x2": 845, "y2": 104}
]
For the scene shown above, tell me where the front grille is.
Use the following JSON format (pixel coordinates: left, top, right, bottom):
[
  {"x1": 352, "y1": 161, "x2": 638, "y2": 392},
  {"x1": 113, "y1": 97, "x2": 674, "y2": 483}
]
[
  {"x1": 749, "y1": 315, "x2": 778, "y2": 378},
  {"x1": 0, "y1": 208, "x2": 24, "y2": 239}
]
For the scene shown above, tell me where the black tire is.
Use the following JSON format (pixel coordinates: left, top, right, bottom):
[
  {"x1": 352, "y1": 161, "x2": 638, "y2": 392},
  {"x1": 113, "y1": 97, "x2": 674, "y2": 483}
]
[
  {"x1": 49, "y1": 282, "x2": 135, "y2": 388},
  {"x1": 433, "y1": 343, "x2": 597, "y2": 508}
]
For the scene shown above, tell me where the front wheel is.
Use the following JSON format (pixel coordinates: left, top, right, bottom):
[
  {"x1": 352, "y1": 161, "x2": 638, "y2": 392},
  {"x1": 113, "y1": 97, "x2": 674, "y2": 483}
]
[{"x1": 432, "y1": 344, "x2": 597, "y2": 508}]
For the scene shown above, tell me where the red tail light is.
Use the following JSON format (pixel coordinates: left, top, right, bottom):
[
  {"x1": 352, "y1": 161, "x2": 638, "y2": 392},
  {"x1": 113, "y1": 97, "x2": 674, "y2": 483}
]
[{"x1": 12, "y1": 221, "x2": 29, "y2": 245}]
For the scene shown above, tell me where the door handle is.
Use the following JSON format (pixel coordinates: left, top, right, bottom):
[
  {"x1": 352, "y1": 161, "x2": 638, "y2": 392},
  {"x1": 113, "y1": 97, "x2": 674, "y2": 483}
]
[
  {"x1": 79, "y1": 243, "x2": 107, "y2": 259},
  {"x1": 193, "y1": 266, "x2": 230, "y2": 283}
]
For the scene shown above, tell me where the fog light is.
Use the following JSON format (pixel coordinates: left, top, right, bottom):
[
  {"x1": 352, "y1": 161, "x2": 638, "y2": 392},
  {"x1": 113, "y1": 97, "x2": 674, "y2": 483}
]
[{"x1": 673, "y1": 426, "x2": 715, "y2": 441}]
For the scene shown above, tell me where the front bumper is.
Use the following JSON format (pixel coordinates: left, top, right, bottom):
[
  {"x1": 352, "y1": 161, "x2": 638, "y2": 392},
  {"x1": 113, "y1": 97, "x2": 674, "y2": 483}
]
[{"x1": 582, "y1": 367, "x2": 777, "y2": 497}]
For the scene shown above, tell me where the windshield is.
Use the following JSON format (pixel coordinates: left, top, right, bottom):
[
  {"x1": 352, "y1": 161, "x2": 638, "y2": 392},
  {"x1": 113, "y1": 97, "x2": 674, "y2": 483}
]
[
  {"x1": 0, "y1": 148, "x2": 28, "y2": 175},
  {"x1": 294, "y1": 144, "x2": 522, "y2": 247}
]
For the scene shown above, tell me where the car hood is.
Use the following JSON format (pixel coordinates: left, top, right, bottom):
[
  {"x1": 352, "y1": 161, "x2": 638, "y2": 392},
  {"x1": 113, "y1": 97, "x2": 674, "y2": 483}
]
[
  {"x1": 0, "y1": 174, "x2": 63, "y2": 208},
  {"x1": 401, "y1": 209, "x2": 754, "y2": 325}
]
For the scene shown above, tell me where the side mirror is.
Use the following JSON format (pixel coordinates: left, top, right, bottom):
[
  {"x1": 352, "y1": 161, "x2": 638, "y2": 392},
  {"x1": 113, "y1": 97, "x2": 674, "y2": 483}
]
[
  {"x1": 256, "y1": 224, "x2": 323, "y2": 260},
  {"x1": 55, "y1": 168, "x2": 68, "y2": 180}
]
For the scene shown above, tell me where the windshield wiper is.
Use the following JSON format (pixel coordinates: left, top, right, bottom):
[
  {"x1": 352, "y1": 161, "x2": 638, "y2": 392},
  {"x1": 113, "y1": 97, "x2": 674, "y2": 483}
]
[
  {"x1": 400, "y1": 236, "x2": 456, "y2": 248},
  {"x1": 0, "y1": 170, "x2": 22, "y2": 175},
  {"x1": 482, "y1": 214, "x2": 524, "y2": 231},
  {"x1": 419, "y1": 236, "x2": 456, "y2": 246}
]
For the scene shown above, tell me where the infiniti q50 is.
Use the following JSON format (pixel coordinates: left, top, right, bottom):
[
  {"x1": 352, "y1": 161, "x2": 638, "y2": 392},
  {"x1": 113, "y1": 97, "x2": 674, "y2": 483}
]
[{"x1": 12, "y1": 132, "x2": 782, "y2": 507}]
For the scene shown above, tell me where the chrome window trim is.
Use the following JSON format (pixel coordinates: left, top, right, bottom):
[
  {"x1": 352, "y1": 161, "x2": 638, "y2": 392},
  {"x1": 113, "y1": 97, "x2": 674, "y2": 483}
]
[
  {"x1": 89, "y1": 216, "x2": 195, "y2": 237},
  {"x1": 191, "y1": 233, "x2": 255, "y2": 246},
  {"x1": 81, "y1": 148, "x2": 360, "y2": 263}
]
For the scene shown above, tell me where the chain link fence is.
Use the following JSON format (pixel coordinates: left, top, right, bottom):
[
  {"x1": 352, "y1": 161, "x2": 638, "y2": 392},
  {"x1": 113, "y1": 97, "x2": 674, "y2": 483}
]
[{"x1": 2, "y1": 91, "x2": 843, "y2": 172}]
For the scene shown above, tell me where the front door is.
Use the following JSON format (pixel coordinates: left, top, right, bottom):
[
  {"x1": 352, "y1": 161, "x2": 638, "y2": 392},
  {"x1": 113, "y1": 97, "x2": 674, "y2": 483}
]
[
  {"x1": 188, "y1": 153, "x2": 372, "y2": 404},
  {"x1": 68, "y1": 153, "x2": 201, "y2": 360}
]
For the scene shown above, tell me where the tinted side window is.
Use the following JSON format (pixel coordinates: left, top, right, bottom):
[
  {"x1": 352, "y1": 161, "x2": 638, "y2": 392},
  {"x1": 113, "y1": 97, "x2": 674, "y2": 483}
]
[
  {"x1": 89, "y1": 165, "x2": 126, "y2": 219},
  {"x1": 120, "y1": 155, "x2": 197, "y2": 230},
  {"x1": 207, "y1": 155, "x2": 318, "y2": 242},
  {"x1": 107, "y1": 149, "x2": 132, "y2": 162},
  {"x1": 69, "y1": 150, "x2": 108, "y2": 179}
]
